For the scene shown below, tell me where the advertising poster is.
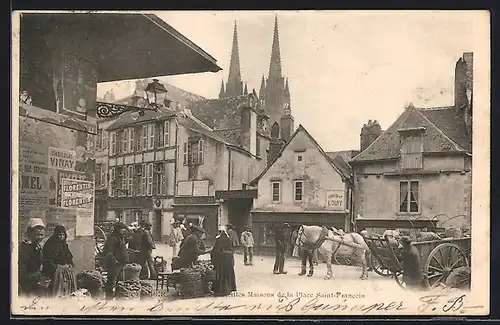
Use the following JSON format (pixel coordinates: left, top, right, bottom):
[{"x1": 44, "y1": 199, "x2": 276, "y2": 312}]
[
  {"x1": 60, "y1": 178, "x2": 94, "y2": 210},
  {"x1": 75, "y1": 209, "x2": 94, "y2": 236},
  {"x1": 326, "y1": 190, "x2": 345, "y2": 210},
  {"x1": 48, "y1": 147, "x2": 76, "y2": 171}
]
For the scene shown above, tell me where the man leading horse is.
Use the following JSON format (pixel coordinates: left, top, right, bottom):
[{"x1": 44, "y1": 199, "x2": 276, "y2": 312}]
[{"x1": 296, "y1": 225, "x2": 369, "y2": 280}]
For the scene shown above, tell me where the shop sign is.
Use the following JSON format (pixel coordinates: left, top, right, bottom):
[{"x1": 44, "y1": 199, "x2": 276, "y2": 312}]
[{"x1": 326, "y1": 190, "x2": 345, "y2": 210}]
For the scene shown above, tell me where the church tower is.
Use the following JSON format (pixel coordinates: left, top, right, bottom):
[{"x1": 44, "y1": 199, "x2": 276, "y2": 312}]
[
  {"x1": 219, "y1": 22, "x2": 245, "y2": 99},
  {"x1": 260, "y1": 16, "x2": 292, "y2": 133}
]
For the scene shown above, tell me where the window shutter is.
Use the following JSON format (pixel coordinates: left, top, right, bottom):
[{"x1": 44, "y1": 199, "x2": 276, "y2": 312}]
[
  {"x1": 109, "y1": 167, "x2": 115, "y2": 197},
  {"x1": 129, "y1": 128, "x2": 135, "y2": 152},
  {"x1": 123, "y1": 129, "x2": 128, "y2": 153},
  {"x1": 142, "y1": 125, "x2": 148, "y2": 150},
  {"x1": 198, "y1": 139, "x2": 204, "y2": 164},
  {"x1": 183, "y1": 142, "x2": 188, "y2": 165},
  {"x1": 164, "y1": 121, "x2": 170, "y2": 146}
]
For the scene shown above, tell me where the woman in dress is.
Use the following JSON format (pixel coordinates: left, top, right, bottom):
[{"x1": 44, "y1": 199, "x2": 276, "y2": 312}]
[{"x1": 210, "y1": 227, "x2": 237, "y2": 296}]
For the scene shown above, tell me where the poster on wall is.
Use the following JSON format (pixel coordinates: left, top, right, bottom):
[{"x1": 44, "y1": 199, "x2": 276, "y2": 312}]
[
  {"x1": 76, "y1": 209, "x2": 94, "y2": 236},
  {"x1": 48, "y1": 147, "x2": 76, "y2": 171},
  {"x1": 326, "y1": 190, "x2": 345, "y2": 210},
  {"x1": 55, "y1": 171, "x2": 91, "y2": 206},
  {"x1": 60, "y1": 178, "x2": 94, "y2": 210},
  {"x1": 61, "y1": 53, "x2": 98, "y2": 120}
]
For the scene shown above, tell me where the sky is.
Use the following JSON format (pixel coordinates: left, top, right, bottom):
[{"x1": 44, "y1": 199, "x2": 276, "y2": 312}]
[{"x1": 97, "y1": 11, "x2": 479, "y2": 151}]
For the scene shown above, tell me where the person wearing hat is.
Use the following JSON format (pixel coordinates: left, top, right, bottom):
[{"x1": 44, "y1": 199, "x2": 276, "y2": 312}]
[
  {"x1": 102, "y1": 222, "x2": 129, "y2": 299},
  {"x1": 211, "y1": 226, "x2": 237, "y2": 296},
  {"x1": 399, "y1": 236, "x2": 424, "y2": 290},
  {"x1": 139, "y1": 221, "x2": 157, "y2": 280},
  {"x1": 240, "y1": 225, "x2": 255, "y2": 266},
  {"x1": 18, "y1": 218, "x2": 47, "y2": 296},
  {"x1": 226, "y1": 223, "x2": 240, "y2": 262},
  {"x1": 170, "y1": 220, "x2": 184, "y2": 257},
  {"x1": 273, "y1": 223, "x2": 291, "y2": 275},
  {"x1": 178, "y1": 225, "x2": 211, "y2": 269}
]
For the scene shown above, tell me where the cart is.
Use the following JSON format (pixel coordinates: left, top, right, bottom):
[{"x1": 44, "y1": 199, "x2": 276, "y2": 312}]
[{"x1": 362, "y1": 234, "x2": 471, "y2": 289}]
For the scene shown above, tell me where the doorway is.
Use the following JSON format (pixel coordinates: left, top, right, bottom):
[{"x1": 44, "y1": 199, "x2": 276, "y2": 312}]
[{"x1": 154, "y1": 210, "x2": 162, "y2": 241}]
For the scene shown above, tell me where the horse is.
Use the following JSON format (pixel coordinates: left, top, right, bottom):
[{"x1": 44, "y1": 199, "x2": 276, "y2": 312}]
[{"x1": 296, "y1": 225, "x2": 369, "y2": 280}]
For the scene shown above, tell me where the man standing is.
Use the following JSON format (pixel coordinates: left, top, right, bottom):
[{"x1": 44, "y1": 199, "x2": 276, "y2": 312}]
[
  {"x1": 399, "y1": 236, "x2": 424, "y2": 290},
  {"x1": 139, "y1": 221, "x2": 157, "y2": 280},
  {"x1": 18, "y1": 218, "x2": 47, "y2": 296},
  {"x1": 103, "y1": 222, "x2": 129, "y2": 299},
  {"x1": 240, "y1": 226, "x2": 255, "y2": 266},
  {"x1": 170, "y1": 220, "x2": 184, "y2": 257},
  {"x1": 298, "y1": 241, "x2": 315, "y2": 277},
  {"x1": 273, "y1": 223, "x2": 290, "y2": 275},
  {"x1": 226, "y1": 223, "x2": 239, "y2": 255}
]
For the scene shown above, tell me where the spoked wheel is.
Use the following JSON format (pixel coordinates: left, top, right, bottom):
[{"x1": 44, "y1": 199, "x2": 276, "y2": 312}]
[
  {"x1": 424, "y1": 243, "x2": 469, "y2": 289},
  {"x1": 394, "y1": 270, "x2": 406, "y2": 289},
  {"x1": 94, "y1": 226, "x2": 106, "y2": 255},
  {"x1": 370, "y1": 256, "x2": 392, "y2": 277},
  {"x1": 334, "y1": 254, "x2": 352, "y2": 266}
]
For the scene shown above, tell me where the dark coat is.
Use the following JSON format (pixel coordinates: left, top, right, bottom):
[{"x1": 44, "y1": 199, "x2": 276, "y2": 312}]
[
  {"x1": 42, "y1": 225, "x2": 74, "y2": 279},
  {"x1": 140, "y1": 229, "x2": 156, "y2": 252},
  {"x1": 275, "y1": 228, "x2": 287, "y2": 252},
  {"x1": 18, "y1": 239, "x2": 43, "y2": 294},
  {"x1": 401, "y1": 245, "x2": 423, "y2": 286},
  {"x1": 128, "y1": 229, "x2": 143, "y2": 250},
  {"x1": 103, "y1": 231, "x2": 129, "y2": 268},
  {"x1": 227, "y1": 229, "x2": 239, "y2": 249},
  {"x1": 178, "y1": 234, "x2": 202, "y2": 268},
  {"x1": 211, "y1": 233, "x2": 236, "y2": 296}
]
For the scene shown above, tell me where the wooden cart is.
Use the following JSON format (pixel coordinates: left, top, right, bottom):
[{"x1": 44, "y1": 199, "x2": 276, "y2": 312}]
[{"x1": 362, "y1": 234, "x2": 471, "y2": 289}]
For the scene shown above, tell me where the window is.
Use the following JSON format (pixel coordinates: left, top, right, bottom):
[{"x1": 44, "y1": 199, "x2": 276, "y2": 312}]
[
  {"x1": 183, "y1": 143, "x2": 188, "y2": 165},
  {"x1": 142, "y1": 125, "x2": 148, "y2": 150},
  {"x1": 295, "y1": 151, "x2": 305, "y2": 164},
  {"x1": 154, "y1": 162, "x2": 166, "y2": 195},
  {"x1": 197, "y1": 139, "x2": 204, "y2": 165},
  {"x1": 399, "y1": 181, "x2": 419, "y2": 213},
  {"x1": 122, "y1": 129, "x2": 129, "y2": 153},
  {"x1": 271, "y1": 181, "x2": 281, "y2": 202},
  {"x1": 121, "y1": 166, "x2": 127, "y2": 196},
  {"x1": 136, "y1": 127, "x2": 142, "y2": 151},
  {"x1": 102, "y1": 130, "x2": 108, "y2": 149},
  {"x1": 157, "y1": 122, "x2": 164, "y2": 148},
  {"x1": 141, "y1": 164, "x2": 147, "y2": 196},
  {"x1": 256, "y1": 136, "x2": 261, "y2": 157},
  {"x1": 110, "y1": 131, "x2": 117, "y2": 155},
  {"x1": 401, "y1": 135, "x2": 423, "y2": 169},
  {"x1": 95, "y1": 164, "x2": 102, "y2": 186},
  {"x1": 259, "y1": 224, "x2": 275, "y2": 246},
  {"x1": 294, "y1": 180, "x2": 304, "y2": 201},
  {"x1": 164, "y1": 121, "x2": 170, "y2": 147},
  {"x1": 148, "y1": 124, "x2": 155, "y2": 150},
  {"x1": 146, "y1": 163, "x2": 153, "y2": 196},
  {"x1": 109, "y1": 167, "x2": 115, "y2": 197},
  {"x1": 127, "y1": 165, "x2": 134, "y2": 196},
  {"x1": 128, "y1": 128, "x2": 135, "y2": 152},
  {"x1": 96, "y1": 129, "x2": 103, "y2": 149}
]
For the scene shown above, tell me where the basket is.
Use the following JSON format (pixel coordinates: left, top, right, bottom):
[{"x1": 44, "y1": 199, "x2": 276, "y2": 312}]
[
  {"x1": 123, "y1": 263, "x2": 142, "y2": 281},
  {"x1": 179, "y1": 268, "x2": 203, "y2": 298},
  {"x1": 116, "y1": 280, "x2": 141, "y2": 300},
  {"x1": 203, "y1": 269, "x2": 216, "y2": 282},
  {"x1": 139, "y1": 280, "x2": 154, "y2": 300}
]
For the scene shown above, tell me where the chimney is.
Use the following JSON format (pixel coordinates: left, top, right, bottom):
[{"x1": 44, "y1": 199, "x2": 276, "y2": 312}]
[
  {"x1": 454, "y1": 52, "x2": 473, "y2": 137},
  {"x1": 240, "y1": 105, "x2": 257, "y2": 155},
  {"x1": 280, "y1": 106, "x2": 294, "y2": 143},
  {"x1": 360, "y1": 119, "x2": 382, "y2": 151},
  {"x1": 268, "y1": 122, "x2": 284, "y2": 165}
]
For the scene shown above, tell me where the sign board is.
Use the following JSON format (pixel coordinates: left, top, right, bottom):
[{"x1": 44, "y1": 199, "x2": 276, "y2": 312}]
[
  {"x1": 60, "y1": 178, "x2": 94, "y2": 210},
  {"x1": 326, "y1": 190, "x2": 345, "y2": 210},
  {"x1": 61, "y1": 53, "x2": 98, "y2": 120},
  {"x1": 48, "y1": 147, "x2": 76, "y2": 171}
]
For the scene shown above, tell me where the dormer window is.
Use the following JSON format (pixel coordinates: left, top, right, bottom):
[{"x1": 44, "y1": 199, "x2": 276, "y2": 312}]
[
  {"x1": 398, "y1": 128, "x2": 425, "y2": 170},
  {"x1": 295, "y1": 150, "x2": 305, "y2": 165}
]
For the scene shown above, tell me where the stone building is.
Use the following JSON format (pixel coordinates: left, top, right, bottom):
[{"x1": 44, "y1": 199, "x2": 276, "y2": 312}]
[
  {"x1": 17, "y1": 12, "x2": 221, "y2": 272},
  {"x1": 351, "y1": 52, "x2": 473, "y2": 236},
  {"x1": 250, "y1": 125, "x2": 354, "y2": 254}
]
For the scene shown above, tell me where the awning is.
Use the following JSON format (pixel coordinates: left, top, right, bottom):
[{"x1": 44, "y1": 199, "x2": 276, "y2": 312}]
[{"x1": 20, "y1": 13, "x2": 222, "y2": 82}]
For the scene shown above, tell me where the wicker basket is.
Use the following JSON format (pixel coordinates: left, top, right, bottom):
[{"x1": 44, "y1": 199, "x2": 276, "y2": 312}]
[
  {"x1": 139, "y1": 280, "x2": 154, "y2": 300},
  {"x1": 116, "y1": 280, "x2": 141, "y2": 300},
  {"x1": 123, "y1": 263, "x2": 142, "y2": 281},
  {"x1": 203, "y1": 269, "x2": 216, "y2": 282},
  {"x1": 179, "y1": 268, "x2": 203, "y2": 298}
]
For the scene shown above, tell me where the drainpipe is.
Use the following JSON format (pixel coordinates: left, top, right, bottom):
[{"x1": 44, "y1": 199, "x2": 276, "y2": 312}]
[
  {"x1": 227, "y1": 146, "x2": 232, "y2": 190},
  {"x1": 174, "y1": 116, "x2": 179, "y2": 201}
]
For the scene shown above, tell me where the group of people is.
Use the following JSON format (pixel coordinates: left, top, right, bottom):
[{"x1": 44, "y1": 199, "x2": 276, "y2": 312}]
[
  {"x1": 126, "y1": 220, "x2": 157, "y2": 280},
  {"x1": 18, "y1": 218, "x2": 76, "y2": 297}
]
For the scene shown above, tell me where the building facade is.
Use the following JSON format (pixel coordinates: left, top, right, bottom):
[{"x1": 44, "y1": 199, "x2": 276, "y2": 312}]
[
  {"x1": 250, "y1": 125, "x2": 354, "y2": 254},
  {"x1": 351, "y1": 53, "x2": 473, "y2": 237}
]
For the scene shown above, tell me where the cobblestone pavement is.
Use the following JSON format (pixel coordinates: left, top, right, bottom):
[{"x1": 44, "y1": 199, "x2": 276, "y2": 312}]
[{"x1": 147, "y1": 243, "x2": 401, "y2": 300}]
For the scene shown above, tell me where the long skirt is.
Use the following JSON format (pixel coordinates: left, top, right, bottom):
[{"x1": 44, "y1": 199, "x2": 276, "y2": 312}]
[
  {"x1": 50, "y1": 265, "x2": 77, "y2": 297},
  {"x1": 213, "y1": 251, "x2": 237, "y2": 296}
]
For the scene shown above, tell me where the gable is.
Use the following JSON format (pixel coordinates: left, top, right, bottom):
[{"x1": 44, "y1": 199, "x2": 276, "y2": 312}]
[{"x1": 352, "y1": 107, "x2": 468, "y2": 162}]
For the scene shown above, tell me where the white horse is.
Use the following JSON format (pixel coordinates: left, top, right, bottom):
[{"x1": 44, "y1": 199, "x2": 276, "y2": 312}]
[{"x1": 296, "y1": 225, "x2": 369, "y2": 280}]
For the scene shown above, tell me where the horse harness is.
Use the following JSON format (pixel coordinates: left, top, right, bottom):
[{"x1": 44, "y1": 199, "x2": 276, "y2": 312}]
[{"x1": 297, "y1": 226, "x2": 332, "y2": 250}]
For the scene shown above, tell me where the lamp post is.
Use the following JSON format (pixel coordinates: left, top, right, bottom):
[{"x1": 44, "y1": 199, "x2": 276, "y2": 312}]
[{"x1": 95, "y1": 79, "x2": 168, "y2": 118}]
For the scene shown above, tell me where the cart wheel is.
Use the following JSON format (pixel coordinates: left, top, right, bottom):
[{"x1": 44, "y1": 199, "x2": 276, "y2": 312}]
[
  {"x1": 394, "y1": 271, "x2": 406, "y2": 289},
  {"x1": 334, "y1": 254, "x2": 352, "y2": 266},
  {"x1": 94, "y1": 226, "x2": 106, "y2": 255},
  {"x1": 370, "y1": 255, "x2": 392, "y2": 277},
  {"x1": 423, "y1": 243, "x2": 469, "y2": 289}
]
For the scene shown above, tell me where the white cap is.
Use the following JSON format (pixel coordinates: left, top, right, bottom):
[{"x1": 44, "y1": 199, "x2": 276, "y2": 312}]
[{"x1": 27, "y1": 218, "x2": 45, "y2": 229}]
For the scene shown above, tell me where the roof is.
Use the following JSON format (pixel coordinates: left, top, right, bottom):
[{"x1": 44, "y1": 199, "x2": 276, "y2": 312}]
[
  {"x1": 20, "y1": 13, "x2": 221, "y2": 83},
  {"x1": 326, "y1": 150, "x2": 360, "y2": 162},
  {"x1": 250, "y1": 125, "x2": 351, "y2": 186},
  {"x1": 188, "y1": 93, "x2": 263, "y2": 130},
  {"x1": 114, "y1": 81, "x2": 206, "y2": 106},
  {"x1": 351, "y1": 105, "x2": 471, "y2": 163},
  {"x1": 325, "y1": 152, "x2": 354, "y2": 177}
]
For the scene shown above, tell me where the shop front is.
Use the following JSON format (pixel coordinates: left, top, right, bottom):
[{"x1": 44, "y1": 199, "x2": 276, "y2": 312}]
[
  {"x1": 251, "y1": 211, "x2": 349, "y2": 255},
  {"x1": 215, "y1": 189, "x2": 257, "y2": 235},
  {"x1": 172, "y1": 196, "x2": 218, "y2": 246}
]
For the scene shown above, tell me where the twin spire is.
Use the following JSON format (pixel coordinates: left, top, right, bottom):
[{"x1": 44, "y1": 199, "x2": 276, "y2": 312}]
[{"x1": 219, "y1": 16, "x2": 288, "y2": 104}]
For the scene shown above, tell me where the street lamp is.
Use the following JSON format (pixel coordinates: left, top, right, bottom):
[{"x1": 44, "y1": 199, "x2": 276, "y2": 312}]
[{"x1": 95, "y1": 79, "x2": 168, "y2": 118}]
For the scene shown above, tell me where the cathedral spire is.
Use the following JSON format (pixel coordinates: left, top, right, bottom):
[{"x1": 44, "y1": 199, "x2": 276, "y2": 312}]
[
  {"x1": 225, "y1": 21, "x2": 244, "y2": 97},
  {"x1": 268, "y1": 15, "x2": 283, "y2": 80},
  {"x1": 218, "y1": 79, "x2": 226, "y2": 99},
  {"x1": 244, "y1": 82, "x2": 248, "y2": 95},
  {"x1": 259, "y1": 75, "x2": 266, "y2": 98},
  {"x1": 284, "y1": 77, "x2": 290, "y2": 99}
]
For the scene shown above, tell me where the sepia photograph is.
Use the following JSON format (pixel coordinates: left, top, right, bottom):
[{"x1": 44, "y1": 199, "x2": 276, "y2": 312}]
[{"x1": 11, "y1": 10, "x2": 490, "y2": 316}]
